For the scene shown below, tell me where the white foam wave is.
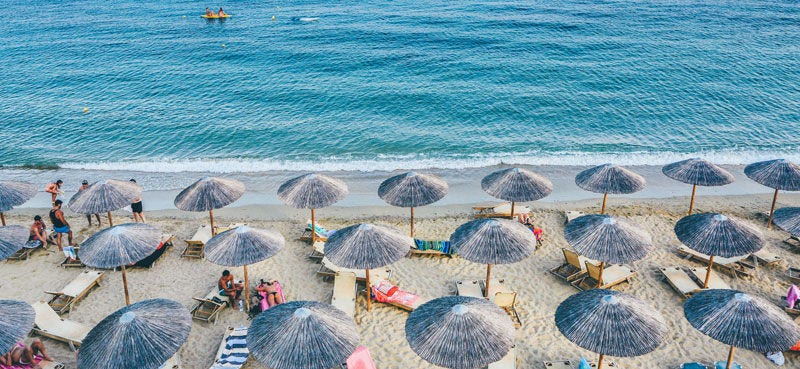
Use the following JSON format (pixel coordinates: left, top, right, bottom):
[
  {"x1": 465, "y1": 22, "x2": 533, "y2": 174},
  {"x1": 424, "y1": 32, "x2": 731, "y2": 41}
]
[{"x1": 57, "y1": 149, "x2": 800, "y2": 173}]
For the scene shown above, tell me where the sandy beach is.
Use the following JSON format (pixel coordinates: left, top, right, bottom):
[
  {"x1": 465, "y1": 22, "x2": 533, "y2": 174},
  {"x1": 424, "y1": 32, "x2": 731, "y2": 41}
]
[{"x1": 2, "y1": 192, "x2": 799, "y2": 369}]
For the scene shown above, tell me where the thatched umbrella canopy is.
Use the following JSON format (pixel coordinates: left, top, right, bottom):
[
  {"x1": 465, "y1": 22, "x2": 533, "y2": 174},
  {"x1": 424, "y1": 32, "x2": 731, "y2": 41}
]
[
  {"x1": 77, "y1": 299, "x2": 191, "y2": 369},
  {"x1": 379, "y1": 171, "x2": 448, "y2": 237},
  {"x1": 481, "y1": 167, "x2": 553, "y2": 218},
  {"x1": 405, "y1": 296, "x2": 515, "y2": 369},
  {"x1": 575, "y1": 164, "x2": 646, "y2": 214},
  {"x1": 450, "y1": 218, "x2": 536, "y2": 297},
  {"x1": 565, "y1": 214, "x2": 652, "y2": 287},
  {"x1": 674, "y1": 213, "x2": 763, "y2": 288},
  {"x1": 772, "y1": 207, "x2": 800, "y2": 236},
  {"x1": 278, "y1": 173, "x2": 348, "y2": 243},
  {"x1": 248, "y1": 301, "x2": 359, "y2": 369},
  {"x1": 662, "y1": 158, "x2": 734, "y2": 214},
  {"x1": 68, "y1": 179, "x2": 142, "y2": 226},
  {"x1": 744, "y1": 159, "x2": 800, "y2": 228},
  {"x1": 324, "y1": 223, "x2": 411, "y2": 311},
  {"x1": 0, "y1": 181, "x2": 37, "y2": 226},
  {"x1": 556, "y1": 289, "x2": 666, "y2": 369},
  {"x1": 0, "y1": 300, "x2": 34, "y2": 355},
  {"x1": 79, "y1": 223, "x2": 161, "y2": 305},
  {"x1": 684, "y1": 289, "x2": 800, "y2": 369},
  {"x1": 174, "y1": 176, "x2": 245, "y2": 235},
  {"x1": 0, "y1": 225, "x2": 28, "y2": 261},
  {"x1": 204, "y1": 225, "x2": 285, "y2": 311}
]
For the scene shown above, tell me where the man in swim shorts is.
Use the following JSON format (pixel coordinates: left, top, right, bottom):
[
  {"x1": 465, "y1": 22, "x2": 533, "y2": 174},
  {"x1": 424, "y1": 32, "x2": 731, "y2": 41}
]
[
  {"x1": 28, "y1": 215, "x2": 48, "y2": 249},
  {"x1": 49, "y1": 200, "x2": 74, "y2": 250}
]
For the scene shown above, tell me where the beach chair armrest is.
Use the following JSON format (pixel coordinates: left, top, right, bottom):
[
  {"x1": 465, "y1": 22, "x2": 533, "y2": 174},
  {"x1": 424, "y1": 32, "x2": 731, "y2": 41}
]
[{"x1": 44, "y1": 291, "x2": 64, "y2": 296}]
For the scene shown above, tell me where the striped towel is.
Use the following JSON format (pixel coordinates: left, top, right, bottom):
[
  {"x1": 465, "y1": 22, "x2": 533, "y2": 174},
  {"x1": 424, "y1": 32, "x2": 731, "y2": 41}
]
[{"x1": 210, "y1": 327, "x2": 249, "y2": 369}]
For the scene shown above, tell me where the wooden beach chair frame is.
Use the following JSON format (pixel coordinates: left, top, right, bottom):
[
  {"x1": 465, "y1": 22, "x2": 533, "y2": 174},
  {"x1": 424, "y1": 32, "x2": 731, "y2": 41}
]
[
  {"x1": 369, "y1": 277, "x2": 427, "y2": 311},
  {"x1": 688, "y1": 267, "x2": 730, "y2": 290},
  {"x1": 316, "y1": 257, "x2": 392, "y2": 282},
  {"x1": 675, "y1": 245, "x2": 750, "y2": 278},
  {"x1": 45, "y1": 270, "x2": 104, "y2": 315},
  {"x1": 182, "y1": 225, "x2": 212, "y2": 258},
  {"x1": 331, "y1": 272, "x2": 357, "y2": 318},
  {"x1": 32, "y1": 301, "x2": 91, "y2": 348},
  {"x1": 492, "y1": 291, "x2": 522, "y2": 328},
  {"x1": 660, "y1": 266, "x2": 701, "y2": 298},
  {"x1": 472, "y1": 202, "x2": 531, "y2": 219},
  {"x1": 572, "y1": 262, "x2": 635, "y2": 291},
  {"x1": 307, "y1": 241, "x2": 326, "y2": 260},
  {"x1": 191, "y1": 287, "x2": 227, "y2": 324},
  {"x1": 300, "y1": 219, "x2": 331, "y2": 243},
  {"x1": 7, "y1": 245, "x2": 39, "y2": 261},
  {"x1": 786, "y1": 267, "x2": 800, "y2": 285},
  {"x1": 59, "y1": 246, "x2": 84, "y2": 268},
  {"x1": 549, "y1": 248, "x2": 593, "y2": 282},
  {"x1": 738, "y1": 249, "x2": 783, "y2": 269}
]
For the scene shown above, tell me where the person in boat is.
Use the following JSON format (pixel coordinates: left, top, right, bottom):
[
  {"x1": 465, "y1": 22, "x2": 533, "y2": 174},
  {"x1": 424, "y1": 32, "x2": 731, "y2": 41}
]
[
  {"x1": 218, "y1": 7, "x2": 227, "y2": 17},
  {"x1": 205, "y1": 7, "x2": 214, "y2": 17}
]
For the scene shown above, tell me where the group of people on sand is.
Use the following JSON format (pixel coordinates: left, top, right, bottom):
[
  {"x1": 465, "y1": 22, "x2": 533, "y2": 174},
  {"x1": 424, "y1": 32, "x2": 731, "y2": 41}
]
[
  {"x1": 218, "y1": 270, "x2": 284, "y2": 314},
  {"x1": 205, "y1": 7, "x2": 227, "y2": 17}
]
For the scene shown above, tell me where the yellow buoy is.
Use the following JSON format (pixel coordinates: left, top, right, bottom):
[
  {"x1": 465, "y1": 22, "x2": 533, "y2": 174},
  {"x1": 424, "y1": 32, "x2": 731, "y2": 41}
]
[
  {"x1": 271, "y1": 16, "x2": 276, "y2": 21},
  {"x1": 83, "y1": 107, "x2": 89, "y2": 113}
]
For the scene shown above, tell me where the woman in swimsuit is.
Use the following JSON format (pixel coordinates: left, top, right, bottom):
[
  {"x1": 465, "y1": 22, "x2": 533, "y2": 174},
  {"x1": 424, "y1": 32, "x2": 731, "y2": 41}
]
[
  {"x1": 255, "y1": 279, "x2": 284, "y2": 310},
  {"x1": 0, "y1": 339, "x2": 52, "y2": 369}
]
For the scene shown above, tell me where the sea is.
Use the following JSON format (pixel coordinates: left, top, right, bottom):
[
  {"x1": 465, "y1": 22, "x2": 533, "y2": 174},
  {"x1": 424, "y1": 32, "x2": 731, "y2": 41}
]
[{"x1": 1, "y1": 0, "x2": 799, "y2": 207}]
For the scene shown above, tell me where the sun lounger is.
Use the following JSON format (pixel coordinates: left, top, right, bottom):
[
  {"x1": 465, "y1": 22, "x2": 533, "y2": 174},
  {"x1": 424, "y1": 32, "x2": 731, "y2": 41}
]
[
  {"x1": 308, "y1": 241, "x2": 326, "y2": 260},
  {"x1": 549, "y1": 248, "x2": 598, "y2": 282},
  {"x1": 344, "y1": 346, "x2": 376, "y2": 369},
  {"x1": 182, "y1": 225, "x2": 212, "y2": 258},
  {"x1": 784, "y1": 235, "x2": 800, "y2": 249},
  {"x1": 331, "y1": 272, "x2": 357, "y2": 318},
  {"x1": 688, "y1": 268, "x2": 730, "y2": 290},
  {"x1": 371, "y1": 279, "x2": 426, "y2": 311},
  {"x1": 410, "y1": 238, "x2": 456, "y2": 257},
  {"x1": 564, "y1": 211, "x2": 585, "y2": 224},
  {"x1": 455, "y1": 279, "x2": 509, "y2": 298},
  {"x1": 300, "y1": 220, "x2": 335, "y2": 243},
  {"x1": 31, "y1": 301, "x2": 90, "y2": 348},
  {"x1": 59, "y1": 246, "x2": 83, "y2": 268},
  {"x1": 572, "y1": 262, "x2": 635, "y2": 291},
  {"x1": 786, "y1": 267, "x2": 800, "y2": 285},
  {"x1": 660, "y1": 266, "x2": 704, "y2": 298},
  {"x1": 209, "y1": 327, "x2": 248, "y2": 369},
  {"x1": 7, "y1": 240, "x2": 44, "y2": 261},
  {"x1": 46, "y1": 270, "x2": 104, "y2": 315},
  {"x1": 676, "y1": 245, "x2": 750, "y2": 278},
  {"x1": 133, "y1": 234, "x2": 174, "y2": 269},
  {"x1": 192, "y1": 287, "x2": 227, "y2": 324},
  {"x1": 541, "y1": 360, "x2": 620, "y2": 368},
  {"x1": 738, "y1": 249, "x2": 783, "y2": 269},
  {"x1": 486, "y1": 344, "x2": 516, "y2": 369},
  {"x1": 492, "y1": 291, "x2": 521, "y2": 328},
  {"x1": 317, "y1": 257, "x2": 392, "y2": 282},
  {"x1": 214, "y1": 223, "x2": 246, "y2": 234},
  {"x1": 473, "y1": 202, "x2": 531, "y2": 219}
]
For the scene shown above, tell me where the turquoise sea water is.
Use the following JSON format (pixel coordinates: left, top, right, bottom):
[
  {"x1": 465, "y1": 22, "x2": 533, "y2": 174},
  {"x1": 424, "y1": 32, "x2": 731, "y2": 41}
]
[{"x1": 1, "y1": 0, "x2": 799, "y2": 173}]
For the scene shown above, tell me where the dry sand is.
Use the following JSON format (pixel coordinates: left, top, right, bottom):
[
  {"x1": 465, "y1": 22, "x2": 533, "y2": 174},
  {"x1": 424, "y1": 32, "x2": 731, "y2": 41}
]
[{"x1": 2, "y1": 192, "x2": 800, "y2": 369}]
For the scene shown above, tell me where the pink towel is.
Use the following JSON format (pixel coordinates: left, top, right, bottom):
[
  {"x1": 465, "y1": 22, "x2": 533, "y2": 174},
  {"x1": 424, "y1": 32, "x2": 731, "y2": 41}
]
[
  {"x1": 788, "y1": 285, "x2": 800, "y2": 309},
  {"x1": 346, "y1": 346, "x2": 376, "y2": 369}
]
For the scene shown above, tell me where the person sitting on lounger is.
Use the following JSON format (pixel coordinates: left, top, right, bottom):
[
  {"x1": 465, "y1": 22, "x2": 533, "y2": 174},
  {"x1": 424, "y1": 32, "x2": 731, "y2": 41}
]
[
  {"x1": 28, "y1": 215, "x2": 49, "y2": 249},
  {"x1": 256, "y1": 279, "x2": 284, "y2": 310},
  {"x1": 218, "y1": 270, "x2": 244, "y2": 309},
  {"x1": 0, "y1": 339, "x2": 53, "y2": 369}
]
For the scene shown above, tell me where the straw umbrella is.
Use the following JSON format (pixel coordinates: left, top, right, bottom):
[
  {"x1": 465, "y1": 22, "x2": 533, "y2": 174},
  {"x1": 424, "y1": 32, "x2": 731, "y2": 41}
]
[
  {"x1": 405, "y1": 296, "x2": 515, "y2": 369},
  {"x1": 79, "y1": 223, "x2": 161, "y2": 305},
  {"x1": 277, "y1": 173, "x2": 348, "y2": 243},
  {"x1": 674, "y1": 213, "x2": 764, "y2": 289},
  {"x1": 204, "y1": 225, "x2": 285, "y2": 311},
  {"x1": 684, "y1": 289, "x2": 800, "y2": 369},
  {"x1": 0, "y1": 181, "x2": 37, "y2": 226},
  {"x1": 68, "y1": 179, "x2": 141, "y2": 227},
  {"x1": 772, "y1": 207, "x2": 800, "y2": 236},
  {"x1": 0, "y1": 300, "x2": 34, "y2": 354},
  {"x1": 248, "y1": 301, "x2": 359, "y2": 369},
  {"x1": 379, "y1": 171, "x2": 448, "y2": 237},
  {"x1": 744, "y1": 159, "x2": 800, "y2": 228},
  {"x1": 662, "y1": 158, "x2": 734, "y2": 214},
  {"x1": 450, "y1": 218, "x2": 536, "y2": 298},
  {"x1": 556, "y1": 289, "x2": 666, "y2": 369},
  {"x1": 77, "y1": 299, "x2": 191, "y2": 369},
  {"x1": 174, "y1": 177, "x2": 245, "y2": 236},
  {"x1": 481, "y1": 167, "x2": 553, "y2": 218},
  {"x1": 565, "y1": 214, "x2": 652, "y2": 287},
  {"x1": 575, "y1": 164, "x2": 645, "y2": 214},
  {"x1": 324, "y1": 223, "x2": 411, "y2": 311},
  {"x1": 0, "y1": 225, "x2": 27, "y2": 261}
]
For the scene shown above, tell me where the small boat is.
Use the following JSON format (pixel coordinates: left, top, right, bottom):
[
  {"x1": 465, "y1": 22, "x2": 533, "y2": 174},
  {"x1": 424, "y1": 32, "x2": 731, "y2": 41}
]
[{"x1": 201, "y1": 14, "x2": 231, "y2": 19}]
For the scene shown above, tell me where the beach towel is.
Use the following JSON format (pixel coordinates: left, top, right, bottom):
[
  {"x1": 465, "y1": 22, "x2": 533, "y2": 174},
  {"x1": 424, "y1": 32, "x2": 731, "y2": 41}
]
[
  {"x1": 346, "y1": 346, "x2": 376, "y2": 369},
  {"x1": 307, "y1": 221, "x2": 335, "y2": 237},
  {"x1": 372, "y1": 282, "x2": 420, "y2": 309},
  {"x1": 210, "y1": 327, "x2": 248, "y2": 369},
  {"x1": 715, "y1": 361, "x2": 742, "y2": 369},
  {"x1": 788, "y1": 285, "x2": 800, "y2": 309},
  {"x1": 413, "y1": 239, "x2": 455, "y2": 254},
  {"x1": 257, "y1": 281, "x2": 285, "y2": 312},
  {"x1": 578, "y1": 358, "x2": 591, "y2": 369},
  {"x1": 62, "y1": 246, "x2": 77, "y2": 260}
]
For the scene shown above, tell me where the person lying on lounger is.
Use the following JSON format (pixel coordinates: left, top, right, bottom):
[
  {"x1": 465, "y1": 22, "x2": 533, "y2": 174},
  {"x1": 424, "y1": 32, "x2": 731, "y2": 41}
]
[
  {"x1": 256, "y1": 279, "x2": 284, "y2": 309},
  {"x1": 218, "y1": 270, "x2": 244, "y2": 309},
  {"x1": 0, "y1": 339, "x2": 53, "y2": 369}
]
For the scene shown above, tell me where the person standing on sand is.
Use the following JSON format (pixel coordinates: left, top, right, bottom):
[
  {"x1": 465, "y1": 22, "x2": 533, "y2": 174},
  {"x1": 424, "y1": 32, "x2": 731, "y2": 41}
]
[
  {"x1": 129, "y1": 179, "x2": 145, "y2": 223},
  {"x1": 44, "y1": 180, "x2": 63, "y2": 205},
  {"x1": 78, "y1": 180, "x2": 102, "y2": 227},
  {"x1": 49, "y1": 200, "x2": 74, "y2": 250}
]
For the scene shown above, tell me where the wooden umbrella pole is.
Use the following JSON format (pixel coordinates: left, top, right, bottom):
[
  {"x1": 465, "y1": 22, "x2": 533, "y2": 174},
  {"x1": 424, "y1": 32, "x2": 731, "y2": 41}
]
[
  {"x1": 0, "y1": 212, "x2": 5, "y2": 226},
  {"x1": 121, "y1": 265, "x2": 130, "y2": 306},
  {"x1": 725, "y1": 345, "x2": 735, "y2": 369},
  {"x1": 209, "y1": 210, "x2": 216, "y2": 236},
  {"x1": 688, "y1": 184, "x2": 697, "y2": 215},
  {"x1": 703, "y1": 256, "x2": 714, "y2": 289},
  {"x1": 484, "y1": 264, "x2": 492, "y2": 298},
  {"x1": 601, "y1": 193, "x2": 608, "y2": 214},
  {"x1": 597, "y1": 261, "x2": 605, "y2": 289},
  {"x1": 510, "y1": 202, "x2": 515, "y2": 219},
  {"x1": 107, "y1": 211, "x2": 114, "y2": 227},
  {"x1": 310, "y1": 208, "x2": 316, "y2": 244},
  {"x1": 243, "y1": 265, "x2": 250, "y2": 312},
  {"x1": 768, "y1": 189, "x2": 779, "y2": 229},
  {"x1": 365, "y1": 268, "x2": 371, "y2": 311},
  {"x1": 410, "y1": 207, "x2": 415, "y2": 237},
  {"x1": 597, "y1": 353, "x2": 605, "y2": 369}
]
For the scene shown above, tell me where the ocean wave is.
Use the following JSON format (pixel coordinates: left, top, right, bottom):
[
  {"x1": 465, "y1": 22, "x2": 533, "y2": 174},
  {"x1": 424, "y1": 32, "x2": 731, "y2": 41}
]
[{"x1": 58, "y1": 149, "x2": 800, "y2": 173}]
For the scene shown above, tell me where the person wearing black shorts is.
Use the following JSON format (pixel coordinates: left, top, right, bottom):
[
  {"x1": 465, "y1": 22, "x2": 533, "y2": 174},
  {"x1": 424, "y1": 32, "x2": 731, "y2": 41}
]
[{"x1": 129, "y1": 179, "x2": 146, "y2": 223}]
